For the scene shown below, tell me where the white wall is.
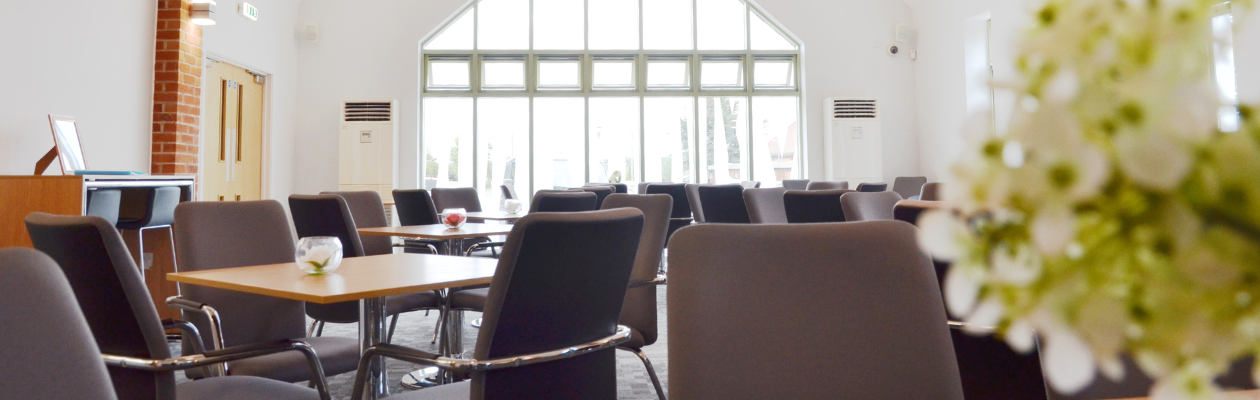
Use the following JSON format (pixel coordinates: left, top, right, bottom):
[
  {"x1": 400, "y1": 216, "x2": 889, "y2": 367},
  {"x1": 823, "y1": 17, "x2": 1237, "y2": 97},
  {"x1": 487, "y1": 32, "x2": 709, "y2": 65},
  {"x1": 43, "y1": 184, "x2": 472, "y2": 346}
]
[
  {"x1": 199, "y1": 0, "x2": 301, "y2": 200},
  {"x1": 0, "y1": 0, "x2": 157, "y2": 175},
  {"x1": 292, "y1": 0, "x2": 921, "y2": 194}
]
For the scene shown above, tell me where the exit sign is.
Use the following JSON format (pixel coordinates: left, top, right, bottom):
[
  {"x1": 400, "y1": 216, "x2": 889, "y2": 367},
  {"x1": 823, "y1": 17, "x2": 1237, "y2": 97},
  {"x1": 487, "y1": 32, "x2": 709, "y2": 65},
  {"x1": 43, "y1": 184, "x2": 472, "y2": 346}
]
[{"x1": 240, "y1": 2, "x2": 258, "y2": 20}]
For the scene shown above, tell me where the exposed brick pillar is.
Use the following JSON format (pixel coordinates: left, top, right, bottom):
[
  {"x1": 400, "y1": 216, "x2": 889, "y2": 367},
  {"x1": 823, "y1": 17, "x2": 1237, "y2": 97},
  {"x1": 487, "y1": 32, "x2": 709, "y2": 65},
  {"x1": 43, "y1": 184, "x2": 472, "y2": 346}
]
[{"x1": 150, "y1": 0, "x2": 203, "y2": 175}]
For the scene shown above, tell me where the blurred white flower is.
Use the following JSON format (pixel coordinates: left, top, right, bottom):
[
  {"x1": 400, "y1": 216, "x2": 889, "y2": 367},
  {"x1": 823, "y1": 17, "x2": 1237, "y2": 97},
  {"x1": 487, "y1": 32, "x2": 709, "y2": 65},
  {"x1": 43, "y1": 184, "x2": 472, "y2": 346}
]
[
  {"x1": 916, "y1": 210, "x2": 968, "y2": 261},
  {"x1": 1150, "y1": 362, "x2": 1224, "y2": 400},
  {"x1": 1042, "y1": 326, "x2": 1099, "y2": 395},
  {"x1": 944, "y1": 265, "x2": 984, "y2": 318},
  {"x1": 1115, "y1": 133, "x2": 1193, "y2": 192},
  {"x1": 992, "y1": 244, "x2": 1043, "y2": 284},
  {"x1": 1006, "y1": 319, "x2": 1038, "y2": 354},
  {"x1": 1031, "y1": 204, "x2": 1076, "y2": 256}
]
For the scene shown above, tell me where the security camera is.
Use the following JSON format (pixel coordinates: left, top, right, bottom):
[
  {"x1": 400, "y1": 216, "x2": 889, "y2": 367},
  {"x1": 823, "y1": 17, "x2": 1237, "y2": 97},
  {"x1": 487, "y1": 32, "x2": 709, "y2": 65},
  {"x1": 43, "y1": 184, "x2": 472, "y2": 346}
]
[{"x1": 888, "y1": 45, "x2": 900, "y2": 56}]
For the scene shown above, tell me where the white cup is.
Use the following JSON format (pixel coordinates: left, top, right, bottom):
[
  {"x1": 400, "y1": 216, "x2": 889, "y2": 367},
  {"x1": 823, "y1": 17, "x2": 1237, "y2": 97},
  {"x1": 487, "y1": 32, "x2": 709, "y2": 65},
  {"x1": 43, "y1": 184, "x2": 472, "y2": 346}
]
[{"x1": 504, "y1": 199, "x2": 523, "y2": 214}]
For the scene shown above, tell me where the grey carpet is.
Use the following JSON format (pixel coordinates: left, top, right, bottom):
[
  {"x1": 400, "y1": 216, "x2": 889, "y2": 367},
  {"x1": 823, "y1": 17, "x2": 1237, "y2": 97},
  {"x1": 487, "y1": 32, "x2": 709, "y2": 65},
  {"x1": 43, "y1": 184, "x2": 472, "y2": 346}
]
[{"x1": 174, "y1": 287, "x2": 669, "y2": 399}]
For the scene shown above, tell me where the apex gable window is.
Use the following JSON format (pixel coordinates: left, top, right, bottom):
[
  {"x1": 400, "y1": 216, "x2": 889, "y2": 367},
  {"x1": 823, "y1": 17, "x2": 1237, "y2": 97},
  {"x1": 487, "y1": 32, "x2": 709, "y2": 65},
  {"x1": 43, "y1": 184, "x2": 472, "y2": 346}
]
[{"x1": 422, "y1": 0, "x2": 802, "y2": 209}]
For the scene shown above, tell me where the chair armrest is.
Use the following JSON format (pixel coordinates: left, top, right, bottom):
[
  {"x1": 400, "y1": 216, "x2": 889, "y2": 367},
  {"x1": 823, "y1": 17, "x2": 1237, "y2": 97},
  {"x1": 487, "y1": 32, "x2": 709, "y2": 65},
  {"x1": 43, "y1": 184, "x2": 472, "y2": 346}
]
[
  {"x1": 669, "y1": 217, "x2": 694, "y2": 223},
  {"x1": 349, "y1": 325, "x2": 631, "y2": 400},
  {"x1": 103, "y1": 340, "x2": 332, "y2": 400},
  {"x1": 628, "y1": 273, "x2": 668, "y2": 288},
  {"x1": 464, "y1": 242, "x2": 506, "y2": 257},
  {"x1": 166, "y1": 296, "x2": 225, "y2": 352},
  {"x1": 394, "y1": 243, "x2": 440, "y2": 254},
  {"x1": 161, "y1": 319, "x2": 207, "y2": 356}
]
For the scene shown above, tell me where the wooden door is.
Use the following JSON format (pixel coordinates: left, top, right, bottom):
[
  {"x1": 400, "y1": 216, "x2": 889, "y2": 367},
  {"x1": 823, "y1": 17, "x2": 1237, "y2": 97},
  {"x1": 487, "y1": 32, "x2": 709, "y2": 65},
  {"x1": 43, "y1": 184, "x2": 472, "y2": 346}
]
[{"x1": 201, "y1": 61, "x2": 263, "y2": 201}]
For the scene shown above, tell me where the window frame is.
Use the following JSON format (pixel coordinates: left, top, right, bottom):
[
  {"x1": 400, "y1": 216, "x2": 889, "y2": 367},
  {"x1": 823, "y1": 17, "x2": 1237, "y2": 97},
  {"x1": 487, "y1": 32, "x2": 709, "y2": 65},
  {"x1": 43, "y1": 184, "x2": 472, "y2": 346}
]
[{"x1": 420, "y1": 0, "x2": 803, "y2": 194}]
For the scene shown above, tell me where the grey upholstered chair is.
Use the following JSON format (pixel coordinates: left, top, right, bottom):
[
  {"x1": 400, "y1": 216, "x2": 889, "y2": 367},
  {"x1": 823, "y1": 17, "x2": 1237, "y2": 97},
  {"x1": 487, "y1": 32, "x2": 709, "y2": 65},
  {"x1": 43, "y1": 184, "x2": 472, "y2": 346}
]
[
  {"x1": 601, "y1": 194, "x2": 672, "y2": 400},
  {"x1": 24, "y1": 214, "x2": 330, "y2": 400},
  {"x1": 684, "y1": 183, "x2": 706, "y2": 223},
  {"x1": 393, "y1": 189, "x2": 454, "y2": 254},
  {"x1": 304, "y1": 192, "x2": 445, "y2": 341},
  {"x1": 579, "y1": 185, "x2": 615, "y2": 209},
  {"x1": 0, "y1": 248, "x2": 122, "y2": 400},
  {"x1": 500, "y1": 184, "x2": 517, "y2": 200},
  {"x1": 840, "y1": 191, "x2": 903, "y2": 221},
  {"x1": 806, "y1": 180, "x2": 848, "y2": 190},
  {"x1": 783, "y1": 189, "x2": 853, "y2": 223},
  {"x1": 644, "y1": 183, "x2": 694, "y2": 242},
  {"x1": 739, "y1": 180, "x2": 761, "y2": 189},
  {"x1": 920, "y1": 182, "x2": 944, "y2": 201},
  {"x1": 950, "y1": 326, "x2": 1050, "y2": 400},
  {"x1": 743, "y1": 187, "x2": 788, "y2": 224},
  {"x1": 781, "y1": 179, "x2": 810, "y2": 190},
  {"x1": 666, "y1": 221, "x2": 964, "y2": 400},
  {"x1": 116, "y1": 186, "x2": 183, "y2": 273},
  {"x1": 856, "y1": 182, "x2": 889, "y2": 192},
  {"x1": 529, "y1": 190, "x2": 598, "y2": 212},
  {"x1": 87, "y1": 188, "x2": 123, "y2": 225},
  {"x1": 172, "y1": 201, "x2": 360, "y2": 383},
  {"x1": 892, "y1": 200, "x2": 943, "y2": 226},
  {"x1": 586, "y1": 182, "x2": 628, "y2": 194},
  {"x1": 349, "y1": 209, "x2": 645, "y2": 400},
  {"x1": 697, "y1": 184, "x2": 751, "y2": 224},
  {"x1": 431, "y1": 187, "x2": 497, "y2": 255},
  {"x1": 892, "y1": 176, "x2": 928, "y2": 199}
]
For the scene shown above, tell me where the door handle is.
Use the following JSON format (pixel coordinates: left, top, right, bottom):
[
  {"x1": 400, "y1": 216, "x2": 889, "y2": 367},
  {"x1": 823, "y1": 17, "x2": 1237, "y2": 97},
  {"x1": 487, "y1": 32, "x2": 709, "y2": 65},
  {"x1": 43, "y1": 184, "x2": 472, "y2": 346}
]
[
  {"x1": 218, "y1": 195, "x2": 225, "y2": 201},
  {"x1": 235, "y1": 194, "x2": 241, "y2": 201}
]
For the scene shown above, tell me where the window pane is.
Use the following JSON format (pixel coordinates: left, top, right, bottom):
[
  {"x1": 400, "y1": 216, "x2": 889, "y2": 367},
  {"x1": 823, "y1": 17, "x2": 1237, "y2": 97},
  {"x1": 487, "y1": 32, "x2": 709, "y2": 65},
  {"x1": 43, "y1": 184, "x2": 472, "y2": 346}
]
[
  {"x1": 647, "y1": 61, "x2": 689, "y2": 89},
  {"x1": 483, "y1": 61, "x2": 525, "y2": 89},
  {"x1": 477, "y1": 98, "x2": 531, "y2": 210},
  {"x1": 534, "y1": 0, "x2": 584, "y2": 50},
  {"x1": 423, "y1": 98, "x2": 474, "y2": 189},
  {"x1": 754, "y1": 60, "x2": 794, "y2": 89},
  {"x1": 750, "y1": 11, "x2": 795, "y2": 50},
  {"x1": 478, "y1": 0, "x2": 529, "y2": 49},
  {"x1": 700, "y1": 97, "x2": 748, "y2": 184},
  {"x1": 701, "y1": 61, "x2": 743, "y2": 89},
  {"x1": 696, "y1": 0, "x2": 746, "y2": 50},
  {"x1": 538, "y1": 61, "x2": 581, "y2": 89},
  {"x1": 751, "y1": 97, "x2": 798, "y2": 183},
  {"x1": 593, "y1": 61, "x2": 635, "y2": 89},
  {"x1": 428, "y1": 61, "x2": 470, "y2": 90},
  {"x1": 588, "y1": 0, "x2": 639, "y2": 50},
  {"x1": 425, "y1": 9, "x2": 474, "y2": 50},
  {"x1": 534, "y1": 98, "x2": 586, "y2": 191},
  {"x1": 643, "y1": 0, "x2": 693, "y2": 50},
  {"x1": 644, "y1": 98, "x2": 694, "y2": 183},
  {"x1": 589, "y1": 98, "x2": 641, "y2": 187}
]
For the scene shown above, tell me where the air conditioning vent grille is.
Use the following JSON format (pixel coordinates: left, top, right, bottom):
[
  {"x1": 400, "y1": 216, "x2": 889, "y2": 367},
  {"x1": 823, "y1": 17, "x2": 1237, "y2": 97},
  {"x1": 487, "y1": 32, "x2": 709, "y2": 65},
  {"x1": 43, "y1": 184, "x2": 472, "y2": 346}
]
[
  {"x1": 344, "y1": 102, "x2": 393, "y2": 122},
  {"x1": 832, "y1": 99, "x2": 877, "y2": 119}
]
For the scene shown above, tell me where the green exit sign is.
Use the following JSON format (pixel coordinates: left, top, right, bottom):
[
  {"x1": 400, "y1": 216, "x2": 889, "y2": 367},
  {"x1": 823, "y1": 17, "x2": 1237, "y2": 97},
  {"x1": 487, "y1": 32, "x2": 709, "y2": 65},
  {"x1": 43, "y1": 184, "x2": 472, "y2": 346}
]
[{"x1": 240, "y1": 2, "x2": 258, "y2": 21}]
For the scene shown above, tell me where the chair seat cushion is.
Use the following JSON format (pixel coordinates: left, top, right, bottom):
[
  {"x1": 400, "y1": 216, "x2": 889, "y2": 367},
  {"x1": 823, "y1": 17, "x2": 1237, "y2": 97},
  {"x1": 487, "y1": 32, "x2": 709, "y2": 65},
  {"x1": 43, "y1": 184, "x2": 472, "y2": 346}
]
[
  {"x1": 389, "y1": 291, "x2": 443, "y2": 315},
  {"x1": 226, "y1": 336, "x2": 360, "y2": 382},
  {"x1": 389, "y1": 380, "x2": 471, "y2": 400},
  {"x1": 622, "y1": 326, "x2": 649, "y2": 350},
  {"x1": 450, "y1": 287, "x2": 489, "y2": 311},
  {"x1": 177, "y1": 376, "x2": 321, "y2": 400}
]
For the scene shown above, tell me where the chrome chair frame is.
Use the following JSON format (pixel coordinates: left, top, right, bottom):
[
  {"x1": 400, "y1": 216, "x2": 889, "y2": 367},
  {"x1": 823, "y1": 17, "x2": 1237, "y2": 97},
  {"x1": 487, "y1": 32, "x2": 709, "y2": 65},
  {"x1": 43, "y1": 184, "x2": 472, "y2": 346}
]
[
  {"x1": 623, "y1": 274, "x2": 668, "y2": 400},
  {"x1": 102, "y1": 339, "x2": 332, "y2": 400},
  {"x1": 348, "y1": 326, "x2": 632, "y2": 400}
]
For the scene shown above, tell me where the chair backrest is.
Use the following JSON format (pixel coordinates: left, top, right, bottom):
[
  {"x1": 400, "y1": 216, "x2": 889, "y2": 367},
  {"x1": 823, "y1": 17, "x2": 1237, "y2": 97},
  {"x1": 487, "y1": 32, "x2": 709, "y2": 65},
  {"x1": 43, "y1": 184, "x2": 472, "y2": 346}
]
[
  {"x1": 432, "y1": 187, "x2": 484, "y2": 213},
  {"x1": 472, "y1": 209, "x2": 644, "y2": 400},
  {"x1": 173, "y1": 201, "x2": 307, "y2": 347},
  {"x1": 667, "y1": 222, "x2": 963, "y2": 400},
  {"x1": 856, "y1": 182, "x2": 889, "y2": 192},
  {"x1": 579, "y1": 185, "x2": 614, "y2": 209},
  {"x1": 500, "y1": 184, "x2": 517, "y2": 200},
  {"x1": 393, "y1": 189, "x2": 441, "y2": 226},
  {"x1": 892, "y1": 176, "x2": 928, "y2": 199},
  {"x1": 743, "y1": 187, "x2": 788, "y2": 224},
  {"x1": 289, "y1": 195, "x2": 367, "y2": 258},
  {"x1": 0, "y1": 248, "x2": 119, "y2": 400},
  {"x1": 892, "y1": 200, "x2": 942, "y2": 226},
  {"x1": 601, "y1": 194, "x2": 671, "y2": 347},
  {"x1": 644, "y1": 183, "x2": 691, "y2": 219},
  {"x1": 840, "y1": 191, "x2": 903, "y2": 221},
  {"x1": 87, "y1": 189, "x2": 122, "y2": 226},
  {"x1": 806, "y1": 180, "x2": 848, "y2": 190},
  {"x1": 322, "y1": 191, "x2": 391, "y2": 256},
  {"x1": 951, "y1": 327, "x2": 1049, "y2": 400},
  {"x1": 637, "y1": 182, "x2": 654, "y2": 194},
  {"x1": 697, "y1": 184, "x2": 750, "y2": 224},
  {"x1": 25, "y1": 213, "x2": 176, "y2": 400},
  {"x1": 783, "y1": 189, "x2": 853, "y2": 223},
  {"x1": 781, "y1": 179, "x2": 810, "y2": 191},
  {"x1": 740, "y1": 181, "x2": 760, "y2": 189},
  {"x1": 920, "y1": 182, "x2": 944, "y2": 201},
  {"x1": 608, "y1": 183, "x2": 629, "y2": 193},
  {"x1": 684, "y1": 184, "x2": 705, "y2": 223},
  {"x1": 530, "y1": 191, "x2": 598, "y2": 212}
]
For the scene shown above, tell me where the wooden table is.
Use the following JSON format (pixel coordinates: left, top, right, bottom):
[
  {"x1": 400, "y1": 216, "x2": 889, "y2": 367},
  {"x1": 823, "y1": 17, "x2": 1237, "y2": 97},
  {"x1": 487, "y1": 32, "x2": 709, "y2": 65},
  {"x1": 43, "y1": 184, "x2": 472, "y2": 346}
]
[
  {"x1": 167, "y1": 253, "x2": 496, "y2": 400},
  {"x1": 465, "y1": 211, "x2": 525, "y2": 223},
  {"x1": 359, "y1": 223, "x2": 515, "y2": 256}
]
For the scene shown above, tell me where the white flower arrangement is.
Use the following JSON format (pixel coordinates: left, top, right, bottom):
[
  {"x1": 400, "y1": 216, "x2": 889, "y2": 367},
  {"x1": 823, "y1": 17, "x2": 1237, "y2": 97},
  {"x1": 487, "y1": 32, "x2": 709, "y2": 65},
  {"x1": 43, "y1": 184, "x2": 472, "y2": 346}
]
[{"x1": 920, "y1": 0, "x2": 1260, "y2": 398}]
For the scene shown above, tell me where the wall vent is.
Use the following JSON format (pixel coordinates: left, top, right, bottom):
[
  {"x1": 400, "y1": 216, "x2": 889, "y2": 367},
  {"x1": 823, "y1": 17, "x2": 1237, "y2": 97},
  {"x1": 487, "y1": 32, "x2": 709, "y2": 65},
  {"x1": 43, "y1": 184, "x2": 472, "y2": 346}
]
[
  {"x1": 832, "y1": 99, "x2": 877, "y2": 119},
  {"x1": 343, "y1": 102, "x2": 393, "y2": 122}
]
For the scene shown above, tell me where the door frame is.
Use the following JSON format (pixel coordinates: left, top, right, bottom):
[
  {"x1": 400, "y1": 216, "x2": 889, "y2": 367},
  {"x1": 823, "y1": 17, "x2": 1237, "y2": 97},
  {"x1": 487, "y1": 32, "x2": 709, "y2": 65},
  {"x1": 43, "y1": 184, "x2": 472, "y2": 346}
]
[{"x1": 199, "y1": 53, "x2": 273, "y2": 201}]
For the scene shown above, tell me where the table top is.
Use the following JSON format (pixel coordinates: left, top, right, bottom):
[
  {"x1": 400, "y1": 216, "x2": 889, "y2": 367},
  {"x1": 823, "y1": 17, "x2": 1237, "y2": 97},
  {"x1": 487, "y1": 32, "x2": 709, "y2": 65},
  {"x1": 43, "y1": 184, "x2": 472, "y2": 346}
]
[
  {"x1": 466, "y1": 211, "x2": 525, "y2": 222},
  {"x1": 358, "y1": 223, "x2": 514, "y2": 239},
  {"x1": 167, "y1": 253, "x2": 497, "y2": 304}
]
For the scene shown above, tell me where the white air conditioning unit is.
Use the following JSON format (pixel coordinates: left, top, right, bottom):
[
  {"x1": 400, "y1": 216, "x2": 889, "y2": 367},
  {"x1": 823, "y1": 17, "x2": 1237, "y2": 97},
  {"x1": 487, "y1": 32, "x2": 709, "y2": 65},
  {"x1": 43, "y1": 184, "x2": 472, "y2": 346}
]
[
  {"x1": 822, "y1": 98, "x2": 882, "y2": 184},
  {"x1": 339, "y1": 100, "x2": 399, "y2": 210}
]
